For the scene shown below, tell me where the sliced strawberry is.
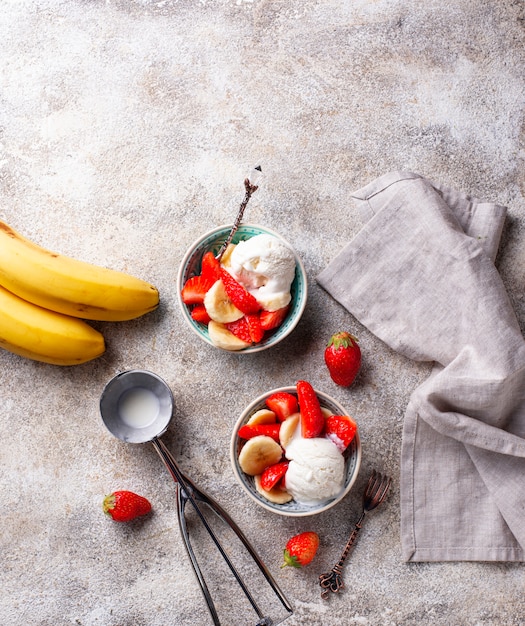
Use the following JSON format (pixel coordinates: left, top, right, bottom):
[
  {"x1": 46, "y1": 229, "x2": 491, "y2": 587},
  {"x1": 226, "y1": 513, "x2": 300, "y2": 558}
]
[
  {"x1": 201, "y1": 251, "x2": 221, "y2": 283},
  {"x1": 245, "y1": 313, "x2": 264, "y2": 343},
  {"x1": 260, "y1": 305, "x2": 290, "y2": 331},
  {"x1": 181, "y1": 275, "x2": 213, "y2": 305},
  {"x1": 226, "y1": 317, "x2": 252, "y2": 343},
  {"x1": 325, "y1": 414, "x2": 357, "y2": 452},
  {"x1": 190, "y1": 304, "x2": 211, "y2": 324},
  {"x1": 296, "y1": 380, "x2": 324, "y2": 438},
  {"x1": 265, "y1": 392, "x2": 299, "y2": 422},
  {"x1": 260, "y1": 461, "x2": 289, "y2": 491},
  {"x1": 238, "y1": 423, "x2": 281, "y2": 442},
  {"x1": 219, "y1": 268, "x2": 261, "y2": 315}
]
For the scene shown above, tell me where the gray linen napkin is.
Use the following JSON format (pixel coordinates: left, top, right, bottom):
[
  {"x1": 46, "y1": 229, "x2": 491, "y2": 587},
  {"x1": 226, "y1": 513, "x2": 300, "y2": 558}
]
[{"x1": 317, "y1": 171, "x2": 525, "y2": 562}]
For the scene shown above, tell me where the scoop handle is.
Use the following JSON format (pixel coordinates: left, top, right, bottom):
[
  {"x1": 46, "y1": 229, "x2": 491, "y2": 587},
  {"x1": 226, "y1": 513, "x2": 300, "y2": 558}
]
[{"x1": 151, "y1": 437, "x2": 293, "y2": 625}]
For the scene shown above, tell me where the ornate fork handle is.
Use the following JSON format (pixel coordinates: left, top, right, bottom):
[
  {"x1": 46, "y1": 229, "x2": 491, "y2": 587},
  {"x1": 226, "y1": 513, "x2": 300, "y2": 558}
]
[
  {"x1": 319, "y1": 469, "x2": 391, "y2": 599},
  {"x1": 215, "y1": 169, "x2": 261, "y2": 262},
  {"x1": 319, "y1": 513, "x2": 365, "y2": 598}
]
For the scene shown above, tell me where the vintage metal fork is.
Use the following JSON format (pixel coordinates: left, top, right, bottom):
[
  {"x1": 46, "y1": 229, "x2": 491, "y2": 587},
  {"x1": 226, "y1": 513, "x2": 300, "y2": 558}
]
[
  {"x1": 319, "y1": 469, "x2": 391, "y2": 599},
  {"x1": 215, "y1": 166, "x2": 261, "y2": 262}
]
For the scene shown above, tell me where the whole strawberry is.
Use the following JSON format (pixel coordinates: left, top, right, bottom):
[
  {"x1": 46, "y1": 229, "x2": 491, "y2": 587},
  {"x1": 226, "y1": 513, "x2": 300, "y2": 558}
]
[
  {"x1": 324, "y1": 331, "x2": 361, "y2": 387},
  {"x1": 103, "y1": 490, "x2": 152, "y2": 522},
  {"x1": 281, "y1": 531, "x2": 320, "y2": 568}
]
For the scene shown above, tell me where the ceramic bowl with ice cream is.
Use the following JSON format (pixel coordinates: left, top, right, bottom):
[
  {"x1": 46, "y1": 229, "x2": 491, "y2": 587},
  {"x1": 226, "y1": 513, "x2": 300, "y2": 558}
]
[
  {"x1": 177, "y1": 224, "x2": 307, "y2": 353},
  {"x1": 230, "y1": 385, "x2": 362, "y2": 517}
]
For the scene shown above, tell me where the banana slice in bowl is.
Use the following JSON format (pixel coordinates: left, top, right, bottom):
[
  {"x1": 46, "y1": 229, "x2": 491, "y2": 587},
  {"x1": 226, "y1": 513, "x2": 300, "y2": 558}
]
[
  {"x1": 207, "y1": 320, "x2": 250, "y2": 351},
  {"x1": 204, "y1": 280, "x2": 244, "y2": 323},
  {"x1": 254, "y1": 475, "x2": 292, "y2": 505},
  {"x1": 238, "y1": 435, "x2": 283, "y2": 476}
]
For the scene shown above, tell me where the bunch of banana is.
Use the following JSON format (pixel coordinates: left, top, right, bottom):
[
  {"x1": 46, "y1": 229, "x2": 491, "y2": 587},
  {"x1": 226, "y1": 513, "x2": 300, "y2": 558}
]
[
  {"x1": 0, "y1": 284, "x2": 105, "y2": 365},
  {"x1": 0, "y1": 220, "x2": 160, "y2": 366}
]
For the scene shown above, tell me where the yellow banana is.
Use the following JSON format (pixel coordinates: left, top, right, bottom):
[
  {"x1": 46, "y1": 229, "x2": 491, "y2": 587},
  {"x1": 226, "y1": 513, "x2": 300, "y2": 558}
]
[
  {"x1": 0, "y1": 284, "x2": 105, "y2": 365},
  {"x1": 0, "y1": 221, "x2": 159, "y2": 321}
]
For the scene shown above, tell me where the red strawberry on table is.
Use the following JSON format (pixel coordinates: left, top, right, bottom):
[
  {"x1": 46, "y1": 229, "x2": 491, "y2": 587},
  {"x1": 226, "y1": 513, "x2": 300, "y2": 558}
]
[
  {"x1": 281, "y1": 531, "x2": 320, "y2": 568},
  {"x1": 103, "y1": 490, "x2": 152, "y2": 522},
  {"x1": 296, "y1": 380, "x2": 324, "y2": 438},
  {"x1": 325, "y1": 414, "x2": 357, "y2": 452},
  {"x1": 324, "y1": 331, "x2": 361, "y2": 387},
  {"x1": 260, "y1": 461, "x2": 289, "y2": 491},
  {"x1": 265, "y1": 391, "x2": 299, "y2": 422}
]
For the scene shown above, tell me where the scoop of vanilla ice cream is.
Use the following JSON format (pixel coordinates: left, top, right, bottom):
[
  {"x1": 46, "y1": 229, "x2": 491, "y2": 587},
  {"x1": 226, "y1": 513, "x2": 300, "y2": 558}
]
[
  {"x1": 284, "y1": 436, "x2": 345, "y2": 505},
  {"x1": 229, "y1": 234, "x2": 296, "y2": 311}
]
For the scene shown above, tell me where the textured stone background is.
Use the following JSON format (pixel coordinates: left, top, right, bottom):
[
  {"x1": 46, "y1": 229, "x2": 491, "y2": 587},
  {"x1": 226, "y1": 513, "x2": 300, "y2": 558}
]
[{"x1": 1, "y1": 1, "x2": 524, "y2": 625}]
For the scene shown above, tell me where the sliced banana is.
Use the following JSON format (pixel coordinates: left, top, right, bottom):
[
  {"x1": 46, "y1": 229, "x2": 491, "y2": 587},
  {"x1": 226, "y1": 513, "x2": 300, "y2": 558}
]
[
  {"x1": 208, "y1": 320, "x2": 250, "y2": 351},
  {"x1": 219, "y1": 243, "x2": 236, "y2": 270},
  {"x1": 204, "y1": 279, "x2": 244, "y2": 323},
  {"x1": 279, "y1": 413, "x2": 301, "y2": 449},
  {"x1": 247, "y1": 408, "x2": 277, "y2": 426},
  {"x1": 254, "y1": 474, "x2": 293, "y2": 504},
  {"x1": 238, "y1": 435, "x2": 283, "y2": 476},
  {"x1": 252, "y1": 290, "x2": 291, "y2": 312},
  {"x1": 321, "y1": 406, "x2": 334, "y2": 418}
]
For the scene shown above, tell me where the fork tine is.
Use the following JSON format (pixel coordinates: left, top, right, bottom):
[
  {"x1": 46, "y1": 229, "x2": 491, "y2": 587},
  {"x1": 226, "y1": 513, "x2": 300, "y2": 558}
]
[
  {"x1": 363, "y1": 472, "x2": 392, "y2": 511},
  {"x1": 376, "y1": 476, "x2": 391, "y2": 505},
  {"x1": 363, "y1": 469, "x2": 379, "y2": 500}
]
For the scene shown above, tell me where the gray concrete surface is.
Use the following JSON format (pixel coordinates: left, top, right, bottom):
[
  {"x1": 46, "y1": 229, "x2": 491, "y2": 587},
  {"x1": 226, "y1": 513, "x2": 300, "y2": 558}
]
[{"x1": 1, "y1": 1, "x2": 524, "y2": 625}]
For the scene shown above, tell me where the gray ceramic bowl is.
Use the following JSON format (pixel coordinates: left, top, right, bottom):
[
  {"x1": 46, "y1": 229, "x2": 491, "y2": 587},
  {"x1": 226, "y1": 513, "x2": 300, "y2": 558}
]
[
  {"x1": 230, "y1": 386, "x2": 362, "y2": 517},
  {"x1": 177, "y1": 224, "x2": 307, "y2": 353}
]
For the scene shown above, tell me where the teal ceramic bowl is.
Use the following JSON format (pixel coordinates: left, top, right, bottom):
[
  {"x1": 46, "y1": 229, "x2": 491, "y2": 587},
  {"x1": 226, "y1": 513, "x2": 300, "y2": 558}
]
[
  {"x1": 230, "y1": 386, "x2": 362, "y2": 517},
  {"x1": 177, "y1": 224, "x2": 307, "y2": 353}
]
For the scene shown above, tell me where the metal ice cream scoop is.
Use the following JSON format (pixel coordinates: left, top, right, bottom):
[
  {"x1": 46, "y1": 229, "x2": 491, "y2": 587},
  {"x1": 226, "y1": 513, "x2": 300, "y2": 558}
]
[{"x1": 100, "y1": 369, "x2": 292, "y2": 626}]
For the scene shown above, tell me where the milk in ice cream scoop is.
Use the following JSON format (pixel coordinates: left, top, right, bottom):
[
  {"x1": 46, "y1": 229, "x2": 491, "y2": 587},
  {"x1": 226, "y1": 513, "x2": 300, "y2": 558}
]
[{"x1": 229, "y1": 234, "x2": 296, "y2": 311}]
